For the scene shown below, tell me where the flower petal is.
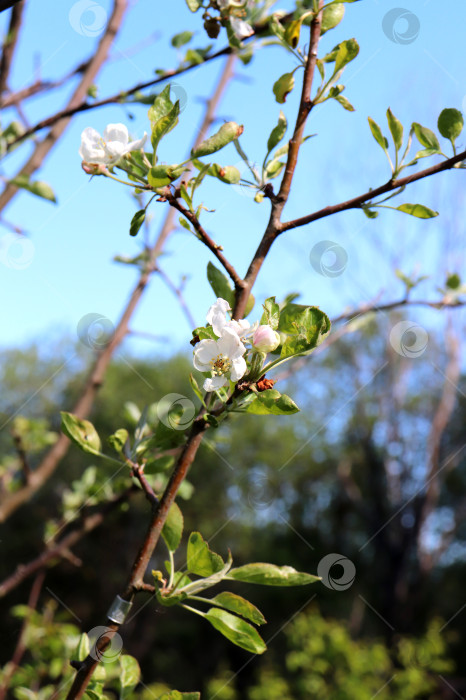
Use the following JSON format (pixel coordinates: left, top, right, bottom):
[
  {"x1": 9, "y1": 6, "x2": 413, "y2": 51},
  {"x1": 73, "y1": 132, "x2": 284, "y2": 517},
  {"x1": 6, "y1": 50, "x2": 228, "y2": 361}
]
[
  {"x1": 217, "y1": 327, "x2": 246, "y2": 358},
  {"x1": 230, "y1": 355, "x2": 247, "y2": 381},
  {"x1": 103, "y1": 123, "x2": 129, "y2": 144},
  {"x1": 79, "y1": 127, "x2": 104, "y2": 162},
  {"x1": 193, "y1": 339, "x2": 219, "y2": 371},
  {"x1": 204, "y1": 375, "x2": 227, "y2": 392},
  {"x1": 206, "y1": 298, "x2": 231, "y2": 336},
  {"x1": 126, "y1": 133, "x2": 148, "y2": 152}
]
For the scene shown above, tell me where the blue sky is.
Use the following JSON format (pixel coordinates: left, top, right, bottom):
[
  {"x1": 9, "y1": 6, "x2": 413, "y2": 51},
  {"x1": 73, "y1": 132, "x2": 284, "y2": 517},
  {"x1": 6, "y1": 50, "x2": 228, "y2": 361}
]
[{"x1": 1, "y1": 0, "x2": 465, "y2": 358}]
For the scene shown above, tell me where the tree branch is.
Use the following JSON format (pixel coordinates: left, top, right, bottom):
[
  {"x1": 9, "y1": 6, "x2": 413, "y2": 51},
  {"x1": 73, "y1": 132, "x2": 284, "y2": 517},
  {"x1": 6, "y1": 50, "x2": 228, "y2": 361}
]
[
  {"x1": 0, "y1": 0, "x2": 128, "y2": 215},
  {"x1": 0, "y1": 0, "x2": 24, "y2": 97},
  {"x1": 233, "y1": 2, "x2": 324, "y2": 319},
  {"x1": 280, "y1": 150, "x2": 466, "y2": 233},
  {"x1": 167, "y1": 195, "x2": 245, "y2": 291}
]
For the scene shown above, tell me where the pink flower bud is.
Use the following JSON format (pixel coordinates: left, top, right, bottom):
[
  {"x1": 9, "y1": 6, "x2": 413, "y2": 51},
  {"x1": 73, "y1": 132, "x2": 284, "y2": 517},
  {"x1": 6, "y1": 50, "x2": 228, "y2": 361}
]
[
  {"x1": 81, "y1": 161, "x2": 107, "y2": 175},
  {"x1": 252, "y1": 325, "x2": 280, "y2": 353}
]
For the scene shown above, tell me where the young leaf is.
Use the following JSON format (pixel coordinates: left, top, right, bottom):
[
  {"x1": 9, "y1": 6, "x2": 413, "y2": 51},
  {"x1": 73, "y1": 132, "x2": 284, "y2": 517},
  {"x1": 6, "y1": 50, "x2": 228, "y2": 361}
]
[
  {"x1": 119, "y1": 655, "x2": 141, "y2": 699},
  {"x1": 60, "y1": 412, "x2": 101, "y2": 456},
  {"x1": 227, "y1": 563, "x2": 321, "y2": 586},
  {"x1": 367, "y1": 117, "x2": 388, "y2": 151},
  {"x1": 210, "y1": 592, "x2": 266, "y2": 626},
  {"x1": 387, "y1": 108, "x2": 403, "y2": 151},
  {"x1": 437, "y1": 108, "x2": 463, "y2": 147},
  {"x1": 260, "y1": 297, "x2": 280, "y2": 330},
  {"x1": 245, "y1": 390, "x2": 300, "y2": 415},
  {"x1": 204, "y1": 608, "x2": 267, "y2": 654},
  {"x1": 273, "y1": 72, "x2": 295, "y2": 104},
  {"x1": 334, "y1": 94, "x2": 355, "y2": 111},
  {"x1": 107, "y1": 428, "x2": 128, "y2": 453},
  {"x1": 284, "y1": 18, "x2": 304, "y2": 48},
  {"x1": 278, "y1": 304, "x2": 331, "y2": 359},
  {"x1": 266, "y1": 110, "x2": 287, "y2": 155},
  {"x1": 171, "y1": 31, "x2": 194, "y2": 48},
  {"x1": 206, "y1": 261, "x2": 235, "y2": 307},
  {"x1": 207, "y1": 163, "x2": 241, "y2": 184},
  {"x1": 129, "y1": 209, "x2": 145, "y2": 237},
  {"x1": 148, "y1": 85, "x2": 173, "y2": 126},
  {"x1": 187, "y1": 532, "x2": 224, "y2": 576},
  {"x1": 162, "y1": 502, "x2": 184, "y2": 553},
  {"x1": 395, "y1": 203, "x2": 439, "y2": 218},
  {"x1": 412, "y1": 122, "x2": 441, "y2": 152},
  {"x1": 191, "y1": 122, "x2": 244, "y2": 158},
  {"x1": 333, "y1": 38, "x2": 359, "y2": 74},
  {"x1": 185, "y1": 0, "x2": 200, "y2": 10},
  {"x1": 150, "y1": 101, "x2": 180, "y2": 155},
  {"x1": 10, "y1": 175, "x2": 57, "y2": 203},
  {"x1": 148, "y1": 163, "x2": 185, "y2": 188},
  {"x1": 320, "y1": 3, "x2": 345, "y2": 34}
]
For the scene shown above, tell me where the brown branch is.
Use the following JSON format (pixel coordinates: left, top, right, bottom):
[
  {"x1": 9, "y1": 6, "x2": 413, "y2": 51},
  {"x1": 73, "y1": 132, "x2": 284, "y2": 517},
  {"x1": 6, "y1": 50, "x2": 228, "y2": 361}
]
[
  {"x1": 331, "y1": 297, "x2": 466, "y2": 324},
  {"x1": 0, "y1": 0, "x2": 24, "y2": 97},
  {"x1": 63, "y1": 55, "x2": 238, "y2": 700},
  {"x1": 0, "y1": 569, "x2": 45, "y2": 700},
  {"x1": 0, "y1": 487, "x2": 135, "y2": 599},
  {"x1": 4, "y1": 44, "x2": 233, "y2": 152},
  {"x1": 280, "y1": 150, "x2": 466, "y2": 233},
  {"x1": 233, "y1": 3, "x2": 324, "y2": 319},
  {"x1": 167, "y1": 195, "x2": 245, "y2": 292},
  {"x1": 0, "y1": 61, "x2": 90, "y2": 109},
  {"x1": 0, "y1": 0, "x2": 128, "y2": 215},
  {"x1": 130, "y1": 464, "x2": 158, "y2": 506}
]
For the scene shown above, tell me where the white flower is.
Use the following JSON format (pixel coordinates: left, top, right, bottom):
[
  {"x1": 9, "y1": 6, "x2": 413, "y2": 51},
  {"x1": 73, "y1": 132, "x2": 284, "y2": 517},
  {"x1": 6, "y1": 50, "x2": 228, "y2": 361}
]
[
  {"x1": 252, "y1": 325, "x2": 281, "y2": 353},
  {"x1": 193, "y1": 327, "x2": 247, "y2": 391},
  {"x1": 79, "y1": 123, "x2": 147, "y2": 166},
  {"x1": 206, "y1": 297, "x2": 255, "y2": 338},
  {"x1": 230, "y1": 16, "x2": 254, "y2": 39}
]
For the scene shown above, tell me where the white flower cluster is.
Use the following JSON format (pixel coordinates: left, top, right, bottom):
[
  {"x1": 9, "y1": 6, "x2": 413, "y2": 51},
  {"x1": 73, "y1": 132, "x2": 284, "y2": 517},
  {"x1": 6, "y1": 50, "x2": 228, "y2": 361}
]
[
  {"x1": 193, "y1": 298, "x2": 280, "y2": 392},
  {"x1": 79, "y1": 123, "x2": 147, "y2": 166}
]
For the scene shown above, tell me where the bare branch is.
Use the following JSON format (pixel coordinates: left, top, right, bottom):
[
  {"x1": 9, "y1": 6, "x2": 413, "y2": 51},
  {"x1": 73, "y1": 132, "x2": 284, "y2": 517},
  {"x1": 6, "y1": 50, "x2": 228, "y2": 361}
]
[
  {"x1": 0, "y1": 0, "x2": 24, "y2": 97},
  {"x1": 280, "y1": 150, "x2": 466, "y2": 234}
]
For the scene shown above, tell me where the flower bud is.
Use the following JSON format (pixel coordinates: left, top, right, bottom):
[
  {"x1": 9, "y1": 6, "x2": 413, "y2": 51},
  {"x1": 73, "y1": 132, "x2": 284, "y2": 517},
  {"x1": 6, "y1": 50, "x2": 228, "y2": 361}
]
[{"x1": 252, "y1": 325, "x2": 280, "y2": 353}]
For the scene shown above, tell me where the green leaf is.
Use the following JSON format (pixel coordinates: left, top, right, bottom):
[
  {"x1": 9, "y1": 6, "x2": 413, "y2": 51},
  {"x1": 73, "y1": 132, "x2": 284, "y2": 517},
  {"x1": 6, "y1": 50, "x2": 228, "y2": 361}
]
[
  {"x1": 368, "y1": 117, "x2": 388, "y2": 151},
  {"x1": 187, "y1": 531, "x2": 224, "y2": 576},
  {"x1": 119, "y1": 655, "x2": 141, "y2": 699},
  {"x1": 244, "y1": 293, "x2": 255, "y2": 318},
  {"x1": 227, "y1": 563, "x2": 321, "y2": 586},
  {"x1": 361, "y1": 206, "x2": 379, "y2": 219},
  {"x1": 162, "y1": 502, "x2": 184, "y2": 553},
  {"x1": 321, "y1": 3, "x2": 345, "y2": 34},
  {"x1": 266, "y1": 110, "x2": 287, "y2": 155},
  {"x1": 189, "y1": 373, "x2": 206, "y2": 407},
  {"x1": 10, "y1": 174, "x2": 56, "y2": 203},
  {"x1": 150, "y1": 101, "x2": 180, "y2": 155},
  {"x1": 412, "y1": 122, "x2": 441, "y2": 152},
  {"x1": 446, "y1": 273, "x2": 461, "y2": 290},
  {"x1": 60, "y1": 412, "x2": 101, "y2": 456},
  {"x1": 273, "y1": 72, "x2": 295, "y2": 104},
  {"x1": 129, "y1": 209, "x2": 145, "y2": 237},
  {"x1": 207, "y1": 163, "x2": 241, "y2": 184},
  {"x1": 334, "y1": 94, "x2": 355, "y2": 111},
  {"x1": 260, "y1": 297, "x2": 280, "y2": 329},
  {"x1": 333, "y1": 38, "x2": 359, "y2": 74},
  {"x1": 210, "y1": 592, "x2": 266, "y2": 626},
  {"x1": 207, "y1": 261, "x2": 235, "y2": 308},
  {"x1": 145, "y1": 454, "x2": 175, "y2": 473},
  {"x1": 278, "y1": 304, "x2": 331, "y2": 359},
  {"x1": 284, "y1": 18, "x2": 304, "y2": 49},
  {"x1": 74, "y1": 633, "x2": 90, "y2": 662},
  {"x1": 411, "y1": 147, "x2": 440, "y2": 160},
  {"x1": 395, "y1": 203, "x2": 439, "y2": 218},
  {"x1": 265, "y1": 159, "x2": 285, "y2": 179},
  {"x1": 171, "y1": 31, "x2": 194, "y2": 48},
  {"x1": 148, "y1": 85, "x2": 173, "y2": 125},
  {"x1": 107, "y1": 428, "x2": 128, "y2": 453},
  {"x1": 438, "y1": 108, "x2": 463, "y2": 146},
  {"x1": 387, "y1": 108, "x2": 403, "y2": 152},
  {"x1": 191, "y1": 122, "x2": 244, "y2": 158},
  {"x1": 148, "y1": 163, "x2": 185, "y2": 188},
  {"x1": 185, "y1": 0, "x2": 200, "y2": 10},
  {"x1": 179, "y1": 217, "x2": 193, "y2": 233},
  {"x1": 204, "y1": 608, "x2": 266, "y2": 654},
  {"x1": 245, "y1": 390, "x2": 299, "y2": 415}
]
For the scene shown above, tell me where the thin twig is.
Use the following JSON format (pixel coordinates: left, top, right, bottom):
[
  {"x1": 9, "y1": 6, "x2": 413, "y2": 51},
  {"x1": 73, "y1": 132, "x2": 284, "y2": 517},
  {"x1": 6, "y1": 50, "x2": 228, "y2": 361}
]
[
  {"x1": 280, "y1": 150, "x2": 466, "y2": 233},
  {"x1": 167, "y1": 195, "x2": 245, "y2": 291},
  {"x1": 0, "y1": 0, "x2": 128, "y2": 214},
  {"x1": 130, "y1": 464, "x2": 159, "y2": 506},
  {"x1": 0, "y1": 0, "x2": 24, "y2": 97},
  {"x1": 156, "y1": 265, "x2": 197, "y2": 330}
]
